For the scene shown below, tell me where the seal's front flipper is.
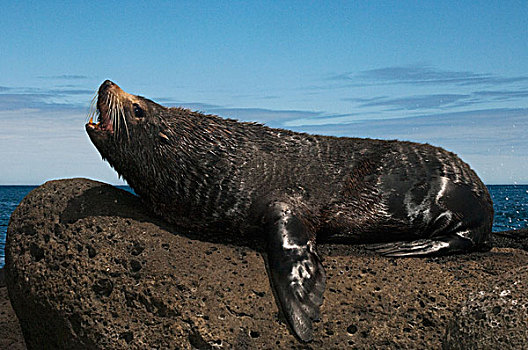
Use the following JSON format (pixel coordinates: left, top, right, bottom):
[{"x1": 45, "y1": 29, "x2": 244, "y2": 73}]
[
  {"x1": 369, "y1": 234, "x2": 473, "y2": 257},
  {"x1": 264, "y1": 202, "x2": 326, "y2": 342}
]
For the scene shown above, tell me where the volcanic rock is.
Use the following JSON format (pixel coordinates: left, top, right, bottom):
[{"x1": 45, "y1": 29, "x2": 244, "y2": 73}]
[
  {"x1": 444, "y1": 265, "x2": 528, "y2": 349},
  {"x1": 5, "y1": 178, "x2": 528, "y2": 349},
  {"x1": 0, "y1": 268, "x2": 27, "y2": 350}
]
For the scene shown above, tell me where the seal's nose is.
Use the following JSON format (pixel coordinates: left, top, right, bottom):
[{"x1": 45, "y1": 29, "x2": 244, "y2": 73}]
[
  {"x1": 98, "y1": 80, "x2": 116, "y2": 94},
  {"x1": 99, "y1": 79, "x2": 115, "y2": 90},
  {"x1": 99, "y1": 79, "x2": 117, "y2": 94}
]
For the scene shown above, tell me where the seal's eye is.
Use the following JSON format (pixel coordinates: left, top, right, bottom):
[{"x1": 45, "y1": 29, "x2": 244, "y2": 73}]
[{"x1": 133, "y1": 104, "x2": 145, "y2": 118}]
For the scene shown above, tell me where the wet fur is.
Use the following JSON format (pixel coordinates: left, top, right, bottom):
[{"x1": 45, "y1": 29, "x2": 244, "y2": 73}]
[{"x1": 88, "y1": 101, "x2": 492, "y2": 244}]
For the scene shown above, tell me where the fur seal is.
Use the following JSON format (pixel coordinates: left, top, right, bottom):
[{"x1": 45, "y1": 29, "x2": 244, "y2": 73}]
[{"x1": 86, "y1": 80, "x2": 493, "y2": 342}]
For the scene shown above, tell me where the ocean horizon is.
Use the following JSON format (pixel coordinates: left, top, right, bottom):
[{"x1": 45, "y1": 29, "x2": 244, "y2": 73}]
[{"x1": 1, "y1": 184, "x2": 527, "y2": 268}]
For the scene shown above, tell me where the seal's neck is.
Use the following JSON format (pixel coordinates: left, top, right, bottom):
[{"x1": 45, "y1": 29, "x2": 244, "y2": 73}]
[{"x1": 115, "y1": 109, "x2": 243, "y2": 216}]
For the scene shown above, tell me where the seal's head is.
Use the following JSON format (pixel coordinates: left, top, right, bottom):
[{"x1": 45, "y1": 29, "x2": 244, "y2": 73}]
[
  {"x1": 86, "y1": 80, "x2": 163, "y2": 140},
  {"x1": 85, "y1": 80, "x2": 177, "y2": 180},
  {"x1": 86, "y1": 79, "x2": 173, "y2": 153},
  {"x1": 85, "y1": 79, "x2": 237, "y2": 223}
]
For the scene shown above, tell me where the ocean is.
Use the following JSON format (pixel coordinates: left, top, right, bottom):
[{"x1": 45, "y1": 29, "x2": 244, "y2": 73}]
[{"x1": 1, "y1": 185, "x2": 527, "y2": 268}]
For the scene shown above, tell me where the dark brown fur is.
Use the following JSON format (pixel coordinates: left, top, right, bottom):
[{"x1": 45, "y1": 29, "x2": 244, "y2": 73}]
[{"x1": 86, "y1": 80, "x2": 494, "y2": 248}]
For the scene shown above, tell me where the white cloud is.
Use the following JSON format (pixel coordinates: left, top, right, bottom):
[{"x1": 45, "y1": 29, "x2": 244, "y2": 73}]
[
  {"x1": 0, "y1": 108, "x2": 124, "y2": 185},
  {"x1": 331, "y1": 64, "x2": 528, "y2": 87}
]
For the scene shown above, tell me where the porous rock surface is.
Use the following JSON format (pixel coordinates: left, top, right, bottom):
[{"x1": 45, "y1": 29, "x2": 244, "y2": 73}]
[
  {"x1": 0, "y1": 269, "x2": 27, "y2": 350},
  {"x1": 444, "y1": 265, "x2": 528, "y2": 349},
  {"x1": 5, "y1": 178, "x2": 528, "y2": 349}
]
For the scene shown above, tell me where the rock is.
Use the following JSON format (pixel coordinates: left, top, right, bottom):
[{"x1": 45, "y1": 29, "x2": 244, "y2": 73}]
[
  {"x1": 5, "y1": 178, "x2": 528, "y2": 349},
  {"x1": 489, "y1": 228, "x2": 528, "y2": 251},
  {"x1": 0, "y1": 268, "x2": 27, "y2": 350},
  {"x1": 444, "y1": 265, "x2": 528, "y2": 349}
]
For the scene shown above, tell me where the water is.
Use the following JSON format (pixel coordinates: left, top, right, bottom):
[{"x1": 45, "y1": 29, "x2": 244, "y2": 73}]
[
  {"x1": 0, "y1": 185, "x2": 527, "y2": 268},
  {"x1": 0, "y1": 186, "x2": 36, "y2": 268},
  {"x1": 488, "y1": 185, "x2": 528, "y2": 232}
]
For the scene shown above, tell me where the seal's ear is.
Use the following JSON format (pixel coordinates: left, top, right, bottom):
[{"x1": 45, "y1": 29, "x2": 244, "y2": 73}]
[{"x1": 158, "y1": 132, "x2": 170, "y2": 144}]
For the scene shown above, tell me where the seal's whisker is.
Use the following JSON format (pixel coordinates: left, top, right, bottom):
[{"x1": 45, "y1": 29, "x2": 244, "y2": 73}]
[
  {"x1": 109, "y1": 94, "x2": 115, "y2": 131},
  {"x1": 115, "y1": 99, "x2": 120, "y2": 135},
  {"x1": 111, "y1": 95, "x2": 116, "y2": 128},
  {"x1": 103, "y1": 93, "x2": 111, "y2": 126},
  {"x1": 110, "y1": 94, "x2": 118, "y2": 136},
  {"x1": 114, "y1": 95, "x2": 121, "y2": 136},
  {"x1": 86, "y1": 92, "x2": 98, "y2": 123},
  {"x1": 107, "y1": 95, "x2": 112, "y2": 124},
  {"x1": 119, "y1": 100, "x2": 130, "y2": 139},
  {"x1": 114, "y1": 98, "x2": 121, "y2": 137}
]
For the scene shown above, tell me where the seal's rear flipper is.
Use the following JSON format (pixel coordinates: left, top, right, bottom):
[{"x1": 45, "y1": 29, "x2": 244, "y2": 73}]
[
  {"x1": 369, "y1": 234, "x2": 474, "y2": 257},
  {"x1": 264, "y1": 202, "x2": 326, "y2": 342}
]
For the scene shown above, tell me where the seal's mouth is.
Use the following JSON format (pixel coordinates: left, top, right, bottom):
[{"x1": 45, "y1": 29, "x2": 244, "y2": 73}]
[
  {"x1": 86, "y1": 80, "x2": 126, "y2": 135},
  {"x1": 87, "y1": 104, "x2": 114, "y2": 133}
]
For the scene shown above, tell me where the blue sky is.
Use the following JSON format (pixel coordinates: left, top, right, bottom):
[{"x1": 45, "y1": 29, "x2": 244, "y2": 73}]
[{"x1": 1, "y1": 1, "x2": 527, "y2": 184}]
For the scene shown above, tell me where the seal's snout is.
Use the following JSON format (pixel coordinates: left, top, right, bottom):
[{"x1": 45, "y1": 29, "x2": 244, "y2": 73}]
[
  {"x1": 87, "y1": 80, "x2": 138, "y2": 138},
  {"x1": 86, "y1": 80, "x2": 123, "y2": 134},
  {"x1": 98, "y1": 80, "x2": 127, "y2": 99},
  {"x1": 99, "y1": 80, "x2": 116, "y2": 94}
]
